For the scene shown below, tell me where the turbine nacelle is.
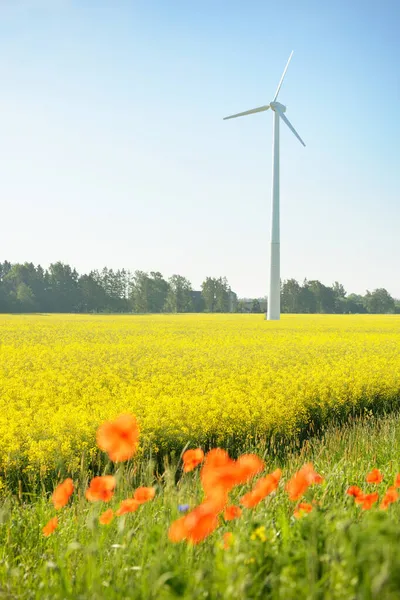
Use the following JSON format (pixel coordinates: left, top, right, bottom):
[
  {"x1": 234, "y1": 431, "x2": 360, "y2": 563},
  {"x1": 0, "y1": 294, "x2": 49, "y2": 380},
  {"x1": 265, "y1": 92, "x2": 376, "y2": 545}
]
[
  {"x1": 270, "y1": 102, "x2": 286, "y2": 113},
  {"x1": 223, "y1": 52, "x2": 305, "y2": 147}
]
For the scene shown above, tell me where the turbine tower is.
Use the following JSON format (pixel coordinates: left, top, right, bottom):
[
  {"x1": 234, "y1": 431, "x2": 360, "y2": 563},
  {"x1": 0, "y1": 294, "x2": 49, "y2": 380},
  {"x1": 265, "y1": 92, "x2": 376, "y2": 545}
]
[{"x1": 223, "y1": 51, "x2": 305, "y2": 321}]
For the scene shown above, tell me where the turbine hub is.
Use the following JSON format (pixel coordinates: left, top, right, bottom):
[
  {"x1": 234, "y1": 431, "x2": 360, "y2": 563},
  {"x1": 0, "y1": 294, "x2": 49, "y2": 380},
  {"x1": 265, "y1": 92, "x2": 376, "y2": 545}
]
[{"x1": 270, "y1": 101, "x2": 286, "y2": 113}]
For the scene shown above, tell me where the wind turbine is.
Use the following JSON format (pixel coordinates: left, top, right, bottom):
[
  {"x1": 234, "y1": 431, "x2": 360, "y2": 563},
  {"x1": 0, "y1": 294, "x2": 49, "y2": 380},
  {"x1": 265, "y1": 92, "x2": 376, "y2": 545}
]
[{"x1": 223, "y1": 51, "x2": 305, "y2": 321}]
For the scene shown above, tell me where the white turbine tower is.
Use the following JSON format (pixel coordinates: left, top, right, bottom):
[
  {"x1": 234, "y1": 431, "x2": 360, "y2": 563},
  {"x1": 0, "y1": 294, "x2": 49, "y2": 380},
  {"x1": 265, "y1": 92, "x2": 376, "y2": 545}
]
[{"x1": 224, "y1": 51, "x2": 305, "y2": 321}]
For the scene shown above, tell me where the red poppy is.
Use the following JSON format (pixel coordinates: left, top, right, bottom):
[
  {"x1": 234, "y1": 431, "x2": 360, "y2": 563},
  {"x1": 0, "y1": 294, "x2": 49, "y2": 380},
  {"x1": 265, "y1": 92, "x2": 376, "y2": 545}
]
[
  {"x1": 394, "y1": 474, "x2": 400, "y2": 488},
  {"x1": 99, "y1": 508, "x2": 114, "y2": 524},
  {"x1": 355, "y1": 492, "x2": 379, "y2": 510},
  {"x1": 201, "y1": 450, "x2": 264, "y2": 497},
  {"x1": 223, "y1": 505, "x2": 242, "y2": 521},
  {"x1": 366, "y1": 469, "x2": 383, "y2": 484},
  {"x1": 85, "y1": 476, "x2": 116, "y2": 502},
  {"x1": 52, "y1": 478, "x2": 74, "y2": 510},
  {"x1": 96, "y1": 414, "x2": 139, "y2": 462},
  {"x1": 294, "y1": 502, "x2": 313, "y2": 519},
  {"x1": 42, "y1": 516, "x2": 58, "y2": 537},
  {"x1": 116, "y1": 498, "x2": 140, "y2": 516},
  {"x1": 183, "y1": 449, "x2": 204, "y2": 472},
  {"x1": 346, "y1": 485, "x2": 363, "y2": 498},
  {"x1": 380, "y1": 486, "x2": 398, "y2": 510},
  {"x1": 285, "y1": 463, "x2": 324, "y2": 501},
  {"x1": 169, "y1": 501, "x2": 219, "y2": 544},
  {"x1": 223, "y1": 532, "x2": 233, "y2": 549},
  {"x1": 168, "y1": 516, "x2": 188, "y2": 542},
  {"x1": 240, "y1": 469, "x2": 282, "y2": 508},
  {"x1": 133, "y1": 487, "x2": 155, "y2": 504}
]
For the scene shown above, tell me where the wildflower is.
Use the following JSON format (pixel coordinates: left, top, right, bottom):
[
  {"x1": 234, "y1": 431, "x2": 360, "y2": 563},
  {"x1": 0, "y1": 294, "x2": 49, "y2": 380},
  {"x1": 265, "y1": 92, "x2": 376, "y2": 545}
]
[
  {"x1": 178, "y1": 504, "x2": 190, "y2": 513},
  {"x1": 234, "y1": 455, "x2": 265, "y2": 484},
  {"x1": 355, "y1": 492, "x2": 379, "y2": 510},
  {"x1": 183, "y1": 448, "x2": 204, "y2": 472},
  {"x1": 250, "y1": 525, "x2": 267, "y2": 542},
  {"x1": 201, "y1": 449, "x2": 264, "y2": 498},
  {"x1": 52, "y1": 478, "x2": 74, "y2": 510},
  {"x1": 346, "y1": 485, "x2": 363, "y2": 498},
  {"x1": 96, "y1": 413, "x2": 139, "y2": 463},
  {"x1": 366, "y1": 469, "x2": 383, "y2": 484},
  {"x1": 42, "y1": 516, "x2": 58, "y2": 537},
  {"x1": 169, "y1": 501, "x2": 219, "y2": 544},
  {"x1": 294, "y1": 502, "x2": 313, "y2": 519},
  {"x1": 240, "y1": 469, "x2": 282, "y2": 508},
  {"x1": 285, "y1": 463, "x2": 324, "y2": 501},
  {"x1": 85, "y1": 476, "x2": 116, "y2": 502},
  {"x1": 133, "y1": 487, "x2": 155, "y2": 504},
  {"x1": 380, "y1": 486, "x2": 398, "y2": 510},
  {"x1": 168, "y1": 516, "x2": 188, "y2": 542},
  {"x1": 223, "y1": 532, "x2": 234, "y2": 549},
  {"x1": 116, "y1": 498, "x2": 140, "y2": 516},
  {"x1": 99, "y1": 508, "x2": 114, "y2": 524},
  {"x1": 395, "y1": 474, "x2": 400, "y2": 488},
  {"x1": 223, "y1": 505, "x2": 242, "y2": 521}
]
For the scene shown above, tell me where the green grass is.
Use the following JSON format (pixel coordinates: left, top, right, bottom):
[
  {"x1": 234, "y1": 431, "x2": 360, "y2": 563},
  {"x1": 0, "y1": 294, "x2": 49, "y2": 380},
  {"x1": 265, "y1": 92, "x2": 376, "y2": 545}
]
[{"x1": 2, "y1": 412, "x2": 400, "y2": 599}]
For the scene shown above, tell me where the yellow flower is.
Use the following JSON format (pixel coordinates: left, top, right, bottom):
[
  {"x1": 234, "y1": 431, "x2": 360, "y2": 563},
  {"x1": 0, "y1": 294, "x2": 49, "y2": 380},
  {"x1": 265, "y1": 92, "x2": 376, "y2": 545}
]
[{"x1": 250, "y1": 526, "x2": 267, "y2": 542}]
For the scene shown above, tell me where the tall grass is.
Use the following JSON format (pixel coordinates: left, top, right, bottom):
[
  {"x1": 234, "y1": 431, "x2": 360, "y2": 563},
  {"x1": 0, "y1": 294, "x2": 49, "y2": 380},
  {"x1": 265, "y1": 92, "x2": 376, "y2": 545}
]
[{"x1": 2, "y1": 412, "x2": 400, "y2": 599}]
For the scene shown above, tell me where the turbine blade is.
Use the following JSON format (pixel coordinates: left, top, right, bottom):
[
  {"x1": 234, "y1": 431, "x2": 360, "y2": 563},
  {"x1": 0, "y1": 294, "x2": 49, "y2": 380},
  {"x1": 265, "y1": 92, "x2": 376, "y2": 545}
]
[
  {"x1": 273, "y1": 51, "x2": 294, "y2": 102},
  {"x1": 223, "y1": 104, "x2": 270, "y2": 120},
  {"x1": 275, "y1": 108, "x2": 306, "y2": 147}
]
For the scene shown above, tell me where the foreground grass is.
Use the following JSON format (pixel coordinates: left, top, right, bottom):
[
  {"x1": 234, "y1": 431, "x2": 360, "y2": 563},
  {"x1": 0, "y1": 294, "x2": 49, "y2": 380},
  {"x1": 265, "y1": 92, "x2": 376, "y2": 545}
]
[{"x1": 2, "y1": 413, "x2": 400, "y2": 599}]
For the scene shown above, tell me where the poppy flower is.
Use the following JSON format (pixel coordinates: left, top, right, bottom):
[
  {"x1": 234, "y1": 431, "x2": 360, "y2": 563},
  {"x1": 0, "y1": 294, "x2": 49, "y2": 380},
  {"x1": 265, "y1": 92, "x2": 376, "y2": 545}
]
[
  {"x1": 355, "y1": 492, "x2": 379, "y2": 510},
  {"x1": 346, "y1": 485, "x2": 363, "y2": 498},
  {"x1": 42, "y1": 516, "x2": 58, "y2": 537},
  {"x1": 395, "y1": 474, "x2": 400, "y2": 488},
  {"x1": 96, "y1": 414, "x2": 139, "y2": 463},
  {"x1": 85, "y1": 476, "x2": 116, "y2": 502},
  {"x1": 116, "y1": 498, "x2": 140, "y2": 516},
  {"x1": 201, "y1": 450, "x2": 263, "y2": 497},
  {"x1": 380, "y1": 486, "x2": 398, "y2": 510},
  {"x1": 204, "y1": 486, "x2": 230, "y2": 512},
  {"x1": 294, "y1": 502, "x2": 313, "y2": 519},
  {"x1": 366, "y1": 469, "x2": 383, "y2": 484},
  {"x1": 223, "y1": 505, "x2": 242, "y2": 521},
  {"x1": 240, "y1": 469, "x2": 282, "y2": 508},
  {"x1": 223, "y1": 532, "x2": 233, "y2": 549},
  {"x1": 168, "y1": 516, "x2": 188, "y2": 542},
  {"x1": 169, "y1": 502, "x2": 219, "y2": 544},
  {"x1": 285, "y1": 463, "x2": 324, "y2": 501},
  {"x1": 99, "y1": 508, "x2": 114, "y2": 524},
  {"x1": 183, "y1": 448, "x2": 204, "y2": 472},
  {"x1": 52, "y1": 478, "x2": 74, "y2": 510},
  {"x1": 133, "y1": 487, "x2": 155, "y2": 504},
  {"x1": 233, "y1": 455, "x2": 265, "y2": 484}
]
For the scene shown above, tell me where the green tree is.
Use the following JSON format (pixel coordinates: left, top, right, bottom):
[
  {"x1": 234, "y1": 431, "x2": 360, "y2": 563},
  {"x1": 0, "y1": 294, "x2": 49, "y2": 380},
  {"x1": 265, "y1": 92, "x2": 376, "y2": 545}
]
[
  {"x1": 165, "y1": 275, "x2": 193, "y2": 313},
  {"x1": 251, "y1": 299, "x2": 262, "y2": 313},
  {"x1": 306, "y1": 280, "x2": 336, "y2": 313},
  {"x1": 47, "y1": 262, "x2": 80, "y2": 312},
  {"x1": 148, "y1": 272, "x2": 170, "y2": 313},
  {"x1": 364, "y1": 289, "x2": 395, "y2": 314},
  {"x1": 281, "y1": 279, "x2": 302, "y2": 313},
  {"x1": 201, "y1": 277, "x2": 217, "y2": 312},
  {"x1": 215, "y1": 277, "x2": 230, "y2": 312}
]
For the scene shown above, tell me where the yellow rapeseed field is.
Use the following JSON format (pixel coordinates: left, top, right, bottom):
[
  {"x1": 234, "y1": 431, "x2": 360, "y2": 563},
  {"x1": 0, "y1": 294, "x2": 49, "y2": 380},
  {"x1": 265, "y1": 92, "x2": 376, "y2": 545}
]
[{"x1": 1, "y1": 314, "x2": 400, "y2": 481}]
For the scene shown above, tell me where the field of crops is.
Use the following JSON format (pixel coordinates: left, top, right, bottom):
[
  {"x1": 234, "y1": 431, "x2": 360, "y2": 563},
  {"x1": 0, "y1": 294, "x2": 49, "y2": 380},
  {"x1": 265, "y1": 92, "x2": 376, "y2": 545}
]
[{"x1": 1, "y1": 314, "x2": 400, "y2": 486}]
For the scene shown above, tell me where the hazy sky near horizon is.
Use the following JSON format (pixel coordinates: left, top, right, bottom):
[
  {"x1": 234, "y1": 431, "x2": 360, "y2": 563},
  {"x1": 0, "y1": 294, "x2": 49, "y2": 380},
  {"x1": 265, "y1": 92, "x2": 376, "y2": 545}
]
[{"x1": 1, "y1": 0, "x2": 399, "y2": 298}]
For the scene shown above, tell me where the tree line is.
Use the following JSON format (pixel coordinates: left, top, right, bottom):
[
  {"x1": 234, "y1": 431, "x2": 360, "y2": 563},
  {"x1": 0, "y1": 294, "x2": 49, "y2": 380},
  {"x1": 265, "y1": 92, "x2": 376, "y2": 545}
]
[
  {"x1": 240, "y1": 279, "x2": 399, "y2": 314},
  {"x1": 0, "y1": 261, "x2": 236, "y2": 314},
  {"x1": 0, "y1": 261, "x2": 398, "y2": 314}
]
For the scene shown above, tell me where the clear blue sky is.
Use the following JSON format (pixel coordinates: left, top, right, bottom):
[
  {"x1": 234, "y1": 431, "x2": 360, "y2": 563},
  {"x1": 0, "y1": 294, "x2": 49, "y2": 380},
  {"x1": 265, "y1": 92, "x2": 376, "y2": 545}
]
[{"x1": 1, "y1": 0, "x2": 399, "y2": 298}]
